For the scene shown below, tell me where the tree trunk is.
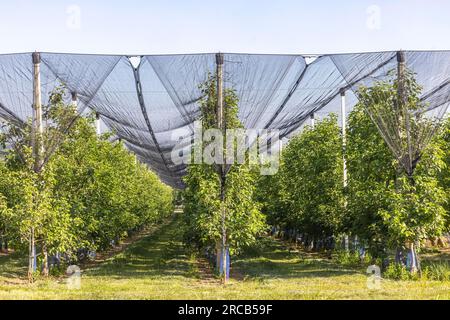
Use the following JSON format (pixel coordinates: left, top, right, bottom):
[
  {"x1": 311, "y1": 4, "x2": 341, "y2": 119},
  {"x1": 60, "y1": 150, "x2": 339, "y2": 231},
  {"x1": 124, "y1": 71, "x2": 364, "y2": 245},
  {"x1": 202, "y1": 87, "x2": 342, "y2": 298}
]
[
  {"x1": 344, "y1": 235, "x2": 349, "y2": 251},
  {"x1": 220, "y1": 174, "x2": 228, "y2": 284},
  {"x1": 395, "y1": 246, "x2": 404, "y2": 265},
  {"x1": 408, "y1": 242, "x2": 421, "y2": 274},
  {"x1": 28, "y1": 227, "x2": 35, "y2": 282},
  {"x1": 42, "y1": 243, "x2": 49, "y2": 277}
]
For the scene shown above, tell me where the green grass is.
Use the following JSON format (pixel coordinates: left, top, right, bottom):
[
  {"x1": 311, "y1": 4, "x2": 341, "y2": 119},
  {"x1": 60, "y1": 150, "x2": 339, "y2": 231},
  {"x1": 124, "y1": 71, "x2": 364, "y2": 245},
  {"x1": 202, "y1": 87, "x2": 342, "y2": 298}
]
[{"x1": 0, "y1": 215, "x2": 449, "y2": 300}]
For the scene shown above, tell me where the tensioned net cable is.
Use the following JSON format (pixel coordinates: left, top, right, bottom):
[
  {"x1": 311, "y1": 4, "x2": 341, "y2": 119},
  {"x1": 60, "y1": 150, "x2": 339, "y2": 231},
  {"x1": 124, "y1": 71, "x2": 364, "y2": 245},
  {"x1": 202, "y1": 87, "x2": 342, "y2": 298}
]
[{"x1": 0, "y1": 51, "x2": 449, "y2": 187}]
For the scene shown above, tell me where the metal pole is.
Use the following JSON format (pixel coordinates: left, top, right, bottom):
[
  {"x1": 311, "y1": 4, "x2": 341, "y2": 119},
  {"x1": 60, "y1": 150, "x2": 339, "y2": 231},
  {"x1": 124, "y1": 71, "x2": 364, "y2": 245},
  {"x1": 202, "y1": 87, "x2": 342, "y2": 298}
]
[
  {"x1": 32, "y1": 52, "x2": 43, "y2": 173},
  {"x1": 216, "y1": 52, "x2": 228, "y2": 283},
  {"x1": 397, "y1": 51, "x2": 417, "y2": 273},
  {"x1": 310, "y1": 113, "x2": 315, "y2": 128},
  {"x1": 340, "y1": 88, "x2": 347, "y2": 188},
  {"x1": 71, "y1": 91, "x2": 78, "y2": 108},
  {"x1": 340, "y1": 88, "x2": 349, "y2": 251},
  {"x1": 216, "y1": 53, "x2": 224, "y2": 134},
  {"x1": 30, "y1": 52, "x2": 43, "y2": 279},
  {"x1": 397, "y1": 51, "x2": 413, "y2": 176},
  {"x1": 95, "y1": 112, "x2": 101, "y2": 135}
]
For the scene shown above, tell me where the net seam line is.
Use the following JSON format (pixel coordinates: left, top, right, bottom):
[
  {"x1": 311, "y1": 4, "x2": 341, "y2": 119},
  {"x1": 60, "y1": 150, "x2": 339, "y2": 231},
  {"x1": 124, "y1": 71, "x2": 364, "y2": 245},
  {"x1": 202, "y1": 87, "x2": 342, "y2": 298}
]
[
  {"x1": 131, "y1": 63, "x2": 174, "y2": 178},
  {"x1": 40, "y1": 55, "x2": 123, "y2": 115},
  {"x1": 0, "y1": 101, "x2": 25, "y2": 127},
  {"x1": 143, "y1": 56, "x2": 197, "y2": 131},
  {"x1": 264, "y1": 59, "x2": 309, "y2": 129},
  {"x1": 245, "y1": 55, "x2": 298, "y2": 129},
  {"x1": 38, "y1": 56, "x2": 123, "y2": 171},
  {"x1": 280, "y1": 53, "x2": 398, "y2": 136}
]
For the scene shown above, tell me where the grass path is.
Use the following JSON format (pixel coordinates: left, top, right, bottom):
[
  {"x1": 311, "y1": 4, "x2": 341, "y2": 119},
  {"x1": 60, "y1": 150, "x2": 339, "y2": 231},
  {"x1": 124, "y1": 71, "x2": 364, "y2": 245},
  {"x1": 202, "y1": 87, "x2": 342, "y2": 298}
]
[{"x1": 0, "y1": 213, "x2": 449, "y2": 299}]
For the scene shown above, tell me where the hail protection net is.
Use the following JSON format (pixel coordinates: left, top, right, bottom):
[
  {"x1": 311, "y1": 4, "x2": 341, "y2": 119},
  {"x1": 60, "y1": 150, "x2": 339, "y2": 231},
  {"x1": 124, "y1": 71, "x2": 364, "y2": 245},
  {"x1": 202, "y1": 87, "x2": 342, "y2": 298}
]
[
  {"x1": 0, "y1": 51, "x2": 450, "y2": 186},
  {"x1": 346, "y1": 51, "x2": 450, "y2": 176}
]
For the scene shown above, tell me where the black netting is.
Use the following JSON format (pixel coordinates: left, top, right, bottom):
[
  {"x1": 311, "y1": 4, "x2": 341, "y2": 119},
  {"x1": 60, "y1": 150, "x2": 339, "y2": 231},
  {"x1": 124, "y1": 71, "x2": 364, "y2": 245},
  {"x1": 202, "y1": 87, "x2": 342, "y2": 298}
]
[{"x1": 0, "y1": 51, "x2": 449, "y2": 186}]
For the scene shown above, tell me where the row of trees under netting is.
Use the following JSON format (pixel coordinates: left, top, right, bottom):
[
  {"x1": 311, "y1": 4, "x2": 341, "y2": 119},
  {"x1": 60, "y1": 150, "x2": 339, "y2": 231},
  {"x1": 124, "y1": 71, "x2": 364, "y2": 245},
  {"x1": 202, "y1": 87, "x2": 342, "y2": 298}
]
[
  {"x1": 0, "y1": 87, "x2": 173, "y2": 280},
  {"x1": 182, "y1": 73, "x2": 266, "y2": 281},
  {"x1": 1, "y1": 52, "x2": 449, "y2": 283},
  {"x1": 182, "y1": 60, "x2": 450, "y2": 279},
  {"x1": 257, "y1": 72, "x2": 450, "y2": 273}
]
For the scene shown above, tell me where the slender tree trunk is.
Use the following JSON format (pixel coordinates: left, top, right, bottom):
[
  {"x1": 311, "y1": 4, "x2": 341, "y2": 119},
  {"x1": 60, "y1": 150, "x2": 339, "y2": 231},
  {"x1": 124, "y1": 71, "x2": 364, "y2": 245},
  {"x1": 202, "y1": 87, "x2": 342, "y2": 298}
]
[
  {"x1": 415, "y1": 243, "x2": 422, "y2": 276},
  {"x1": 395, "y1": 246, "x2": 403, "y2": 265},
  {"x1": 344, "y1": 235, "x2": 349, "y2": 251},
  {"x1": 42, "y1": 243, "x2": 49, "y2": 277},
  {"x1": 28, "y1": 227, "x2": 35, "y2": 282},
  {"x1": 409, "y1": 242, "x2": 417, "y2": 273},
  {"x1": 220, "y1": 174, "x2": 227, "y2": 284},
  {"x1": 29, "y1": 53, "x2": 43, "y2": 282},
  {"x1": 409, "y1": 242, "x2": 421, "y2": 274},
  {"x1": 215, "y1": 52, "x2": 228, "y2": 284}
]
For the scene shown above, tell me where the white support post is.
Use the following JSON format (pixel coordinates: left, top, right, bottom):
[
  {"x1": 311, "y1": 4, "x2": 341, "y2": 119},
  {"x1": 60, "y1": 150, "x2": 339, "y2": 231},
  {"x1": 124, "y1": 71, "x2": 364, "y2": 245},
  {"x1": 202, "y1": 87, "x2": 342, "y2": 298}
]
[
  {"x1": 340, "y1": 88, "x2": 347, "y2": 188},
  {"x1": 32, "y1": 52, "x2": 43, "y2": 171},
  {"x1": 310, "y1": 113, "x2": 315, "y2": 128},
  {"x1": 30, "y1": 52, "x2": 43, "y2": 279},
  {"x1": 216, "y1": 52, "x2": 228, "y2": 284},
  {"x1": 340, "y1": 88, "x2": 349, "y2": 251},
  {"x1": 71, "y1": 91, "x2": 78, "y2": 108},
  {"x1": 95, "y1": 112, "x2": 101, "y2": 135}
]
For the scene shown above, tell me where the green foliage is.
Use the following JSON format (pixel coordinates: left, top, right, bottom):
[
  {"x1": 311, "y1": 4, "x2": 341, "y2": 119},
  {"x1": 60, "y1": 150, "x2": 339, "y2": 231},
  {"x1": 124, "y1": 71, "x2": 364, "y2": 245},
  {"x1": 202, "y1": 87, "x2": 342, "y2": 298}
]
[
  {"x1": 49, "y1": 115, "x2": 173, "y2": 250},
  {"x1": 0, "y1": 85, "x2": 173, "y2": 267},
  {"x1": 333, "y1": 249, "x2": 372, "y2": 268},
  {"x1": 0, "y1": 148, "x2": 76, "y2": 255},
  {"x1": 346, "y1": 103, "x2": 394, "y2": 257},
  {"x1": 257, "y1": 70, "x2": 448, "y2": 270},
  {"x1": 182, "y1": 75, "x2": 265, "y2": 255},
  {"x1": 280, "y1": 115, "x2": 344, "y2": 239},
  {"x1": 255, "y1": 172, "x2": 285, "y2": 227},
  {"x1": 421, "y1": 261, "x2": 450, "y2": 281},
  {"x1": 382, "y1": 259, "x2": 449, "y2": 282},
  {"x1": 258, "y1": 115, "x2": 344, "y2": 244},
  {"x1": 383, "y1": 263, "x2": 419, "y2": 281},
  {"x1": 356, "y1": 68, "x2": 432, "y2": 177},
  {"x1": 348, "y1": 88, "x2": 447, "y2": 257},
  {"x1": 437, "y1": 118, "x2": 450, "y2": 230}
]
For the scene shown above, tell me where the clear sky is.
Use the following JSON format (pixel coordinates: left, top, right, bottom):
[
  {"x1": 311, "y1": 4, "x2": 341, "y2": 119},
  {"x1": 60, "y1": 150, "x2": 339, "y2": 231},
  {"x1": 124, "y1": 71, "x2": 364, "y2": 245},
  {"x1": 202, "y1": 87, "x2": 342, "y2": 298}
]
[{"x1": 0, "y1": 0, "x2": 449, "y2": 55}]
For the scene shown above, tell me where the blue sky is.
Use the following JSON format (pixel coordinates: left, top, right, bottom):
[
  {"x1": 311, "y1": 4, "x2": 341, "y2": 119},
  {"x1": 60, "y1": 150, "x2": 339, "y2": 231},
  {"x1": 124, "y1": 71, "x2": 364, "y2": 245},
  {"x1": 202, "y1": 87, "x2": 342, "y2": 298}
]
[{"x1": 0, "y1": 0, "x2": 449, "y2": 54}]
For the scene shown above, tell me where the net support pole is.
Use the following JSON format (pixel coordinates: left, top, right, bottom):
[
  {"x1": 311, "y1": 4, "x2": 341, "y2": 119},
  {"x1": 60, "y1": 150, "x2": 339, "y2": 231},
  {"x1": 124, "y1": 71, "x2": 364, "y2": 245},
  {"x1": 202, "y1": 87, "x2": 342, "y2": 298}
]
[
  {"x1": 396, "y1": 51, "x2": 413, "y2": 176},
  {"x1": 95, "y1": 112, "x2": 101, "y2": 135},
  {"x1": 71, "y1": 91, "x2": 78, "y2": 108},
  {"x1": 340, "y1": 88, "x2": 347, "y2": 188},
  {"x1": 340, "y1": 88, "x2": 349, "y2": 251},
  {"x1": 396, "y1": 51, "x2": 418, "y2": 273},
  {"x1": 32, "y1": 52, "x2": 43, "y2": 173},
  {"x1": 216, "y1": 52, "x2": 229, "y2": 283},
  {"x1": 216, "y1": 53, "x2": 224, "y2": 134},
  {"x1": 30, "y1": 52, "x2": 43, "y2": 279},
  {"x1": 310, "y1": 113, "x2": 315, "y2": 128}
]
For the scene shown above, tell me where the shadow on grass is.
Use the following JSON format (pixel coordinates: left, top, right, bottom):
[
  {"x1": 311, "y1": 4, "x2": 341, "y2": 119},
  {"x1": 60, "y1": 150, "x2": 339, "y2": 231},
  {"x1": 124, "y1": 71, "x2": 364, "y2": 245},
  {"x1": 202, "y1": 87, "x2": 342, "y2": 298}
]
[
  {"x1": 89, "y1": 216, "x2": 361, "y2": 281},
  {"x1": 87, "y1": 216, "x2": 198, "y2": 279},
  {"x1": 232, "y1": 236, "x2": 361, "y2": 280},
  {"x1": 0, "y1": 251, "x2": 28, "y2": 280},
  {"x1": 1, "y1": 215, "x2": 361, "y2": 283}
]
